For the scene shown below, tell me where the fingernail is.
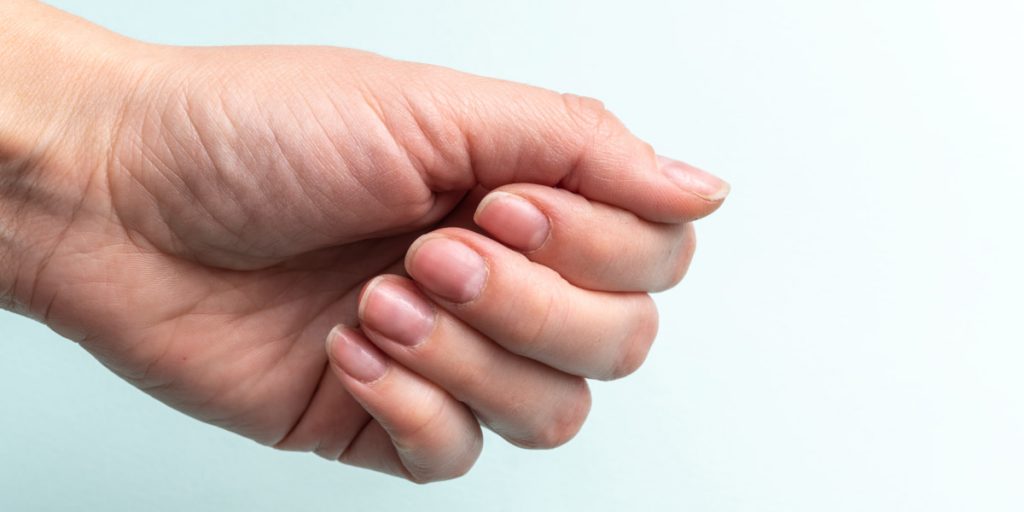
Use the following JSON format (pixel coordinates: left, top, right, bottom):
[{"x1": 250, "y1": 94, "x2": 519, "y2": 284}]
[
  {"x1": 658, "y1": 155, "x2": 731, "y2": 201},
  {"x1": 407, "y1": 237, "x2": 487, "y2": 303},
  {"x1": 473, "y1": 191, "x2": 550, "y2": 252},
  {"x1": 326, "y1": 326, "x2": 388, "y2": 383},
  {"x1": 360, "y1": 278, "x2": 435, "y2": 346}
]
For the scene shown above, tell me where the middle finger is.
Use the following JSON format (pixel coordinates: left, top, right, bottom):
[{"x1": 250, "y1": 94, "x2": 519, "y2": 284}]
[
  {"x1": 357, "y1": 274, "x2": 592, "y2": 449},
  {"x1": 404, "y1": 227, "x2": 659, "y2": 380}
]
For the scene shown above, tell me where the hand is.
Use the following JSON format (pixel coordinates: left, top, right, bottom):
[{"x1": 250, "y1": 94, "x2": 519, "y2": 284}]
[
  {"x1": 0, "y1": 1, "x2": 728, "y2": 481},
  {"x1": 323, "y1": 181, "x2": 707, "y2": 480}
]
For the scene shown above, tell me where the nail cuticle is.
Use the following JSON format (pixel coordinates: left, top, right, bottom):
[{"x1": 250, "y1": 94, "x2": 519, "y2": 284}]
[
  {"x1": 408, "y1": 237, "x2": 489, "y2": 304},
  {"x1": 362, "y1": 279, "x2": 438, "y2": 346},
  {"x1": 326, "y1": 326, "x2": 390, "y2": 384},
  {"x1": 475, "y1": 191, "x2": 551, "y2": 252}
]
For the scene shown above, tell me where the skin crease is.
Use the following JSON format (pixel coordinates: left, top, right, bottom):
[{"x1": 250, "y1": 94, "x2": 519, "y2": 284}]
[{"x1": 0, "y1": 1, "x2": 727, "y2": 482}]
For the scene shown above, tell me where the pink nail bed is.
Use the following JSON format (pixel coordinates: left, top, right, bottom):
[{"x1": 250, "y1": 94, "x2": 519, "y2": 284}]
[
  {"x1": 362, "y1": 279, "x2": 435, "y2": 346},
  {"x1": 327, "y1": 326, "x2": 388, "y2": 383},
  {"x1": 408, "y1": 237, "x2": 487, "y2": 303},
  {"x1": 474, "y1": 192, "x2": 550, "y2": 251}
]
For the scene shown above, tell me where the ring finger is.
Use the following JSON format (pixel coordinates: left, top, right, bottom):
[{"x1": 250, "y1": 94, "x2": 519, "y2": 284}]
[{"x1": 357, "y1": 274, "x2": 592, "y2": 449}]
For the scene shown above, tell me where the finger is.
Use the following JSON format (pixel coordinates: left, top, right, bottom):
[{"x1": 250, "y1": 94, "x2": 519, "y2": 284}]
[
  {"x1": 472, "y1": 183, "x2": 697, "y2": 292},
  {"x1": 404, "y1": 229, "x2": 659, "y2": 380},
  {"x1": 325, "y1": 325, "x2": 482, "y2": 482},
  {"x1": 433, "y1": 75, "x2": 730, "y2": 222},
  {"x1": 366, "y1": 60, "x2": 730, "y2": 223},
  {"x1": 357, "y1": 275, "x2": 592, "y2": 449}
]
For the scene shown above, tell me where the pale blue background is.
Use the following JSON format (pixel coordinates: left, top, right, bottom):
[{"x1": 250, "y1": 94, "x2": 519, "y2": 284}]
[{"x1": 2, "y1": 0, "x2": 1023, "y2": 510}]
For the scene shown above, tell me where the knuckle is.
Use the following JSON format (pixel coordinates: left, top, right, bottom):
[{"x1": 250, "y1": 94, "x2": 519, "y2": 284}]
[
  {"x1": 637, "y1": 140, "x2": 657, "y2": 162},
  {"x1": 404, "y1": 443, "x2": 480, "y2": 485},
  {"x1": 403, "y1": 433, "x2": 481, "y2": 484},
  {"x1": 405, "y1": 460, "x2": 473, "y2": 484},
  {"x1": 444, "y1": 452, "x2": 478, "y2": 481},
  {"x1": 516, "y1": 280, "x2": 568, "y2": 357},
  {"x1": 392, "y1": 191, "x2": 441, "y2": 226},
  {"x1": 364, "y1": 177, "x2": 442, "y2": 230},
  {"x1": 447, "y1": 359, "x2": 493, "y2": 397},
  {"x1": 559, "y1": 93, "x2": 620, "y2": 138},
  {"x1": 396, "y1": 392, "x2": 449, "y2": 443},
  {"x1": 405, "y1": 471, "x2": 436, "y2": 485},
  {"x1": 605, "y1": 295, "x2": 659, "y2": 380},
  {"x1": 517, "y1": 379, "x2": 592, "y2": 449}
]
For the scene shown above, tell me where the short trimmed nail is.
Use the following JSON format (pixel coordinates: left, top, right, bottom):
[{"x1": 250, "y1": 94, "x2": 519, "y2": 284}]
[
  {"x1": 327, "y1": 326, "x2": 388, "y2": 382},
  {"x1": 407, "y1": 237, "x2": 487, "y2": 303},
  {"x1": 473, "y1": 192, "x2": 550, "y2": 251},
  {"x1": 658, "y1": 155, "x2": 730, "y2": 201},
  {"x1": 361, "y1": 278, "x2": 435, "y2": 346}
]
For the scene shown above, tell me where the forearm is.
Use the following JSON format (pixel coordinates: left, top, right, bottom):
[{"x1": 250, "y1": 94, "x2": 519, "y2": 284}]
[{"x1": 0, "y1": 0, "x2": 141, "y2": 314}]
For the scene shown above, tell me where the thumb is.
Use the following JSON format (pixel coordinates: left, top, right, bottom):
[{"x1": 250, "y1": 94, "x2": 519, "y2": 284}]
[{"x1": 385, "y1": 63, "x2": 730, "y2": 223}]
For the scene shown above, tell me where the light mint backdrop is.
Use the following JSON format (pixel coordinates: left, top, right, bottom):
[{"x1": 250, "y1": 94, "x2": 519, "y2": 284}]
[{"x1": 2, "y1": 0, "x2": 1022, "y2": 510}]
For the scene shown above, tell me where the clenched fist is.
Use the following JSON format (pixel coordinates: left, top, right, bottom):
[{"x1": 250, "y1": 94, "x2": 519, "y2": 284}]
[{"x1": 0, "y1": 0, "x2": 728, "y2": 482}]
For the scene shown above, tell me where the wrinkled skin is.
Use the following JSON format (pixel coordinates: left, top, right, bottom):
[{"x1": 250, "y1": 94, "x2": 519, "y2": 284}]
[
  {"x1": 9, "y1": 45, "x2": 650, "y2": 455},
  {"x1": 1, "y1": 2, "x2": 725, "y2": 482}
]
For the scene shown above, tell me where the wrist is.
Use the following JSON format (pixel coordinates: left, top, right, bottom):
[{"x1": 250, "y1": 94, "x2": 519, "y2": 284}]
[{"x1": 0, "y1": 1, "x2": 153, "y2": 314}]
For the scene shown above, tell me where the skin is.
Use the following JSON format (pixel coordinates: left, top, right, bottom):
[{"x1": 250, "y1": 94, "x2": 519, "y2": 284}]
[{"x1": 0, "y1": 1, "x2": 728, "y2": 482}]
